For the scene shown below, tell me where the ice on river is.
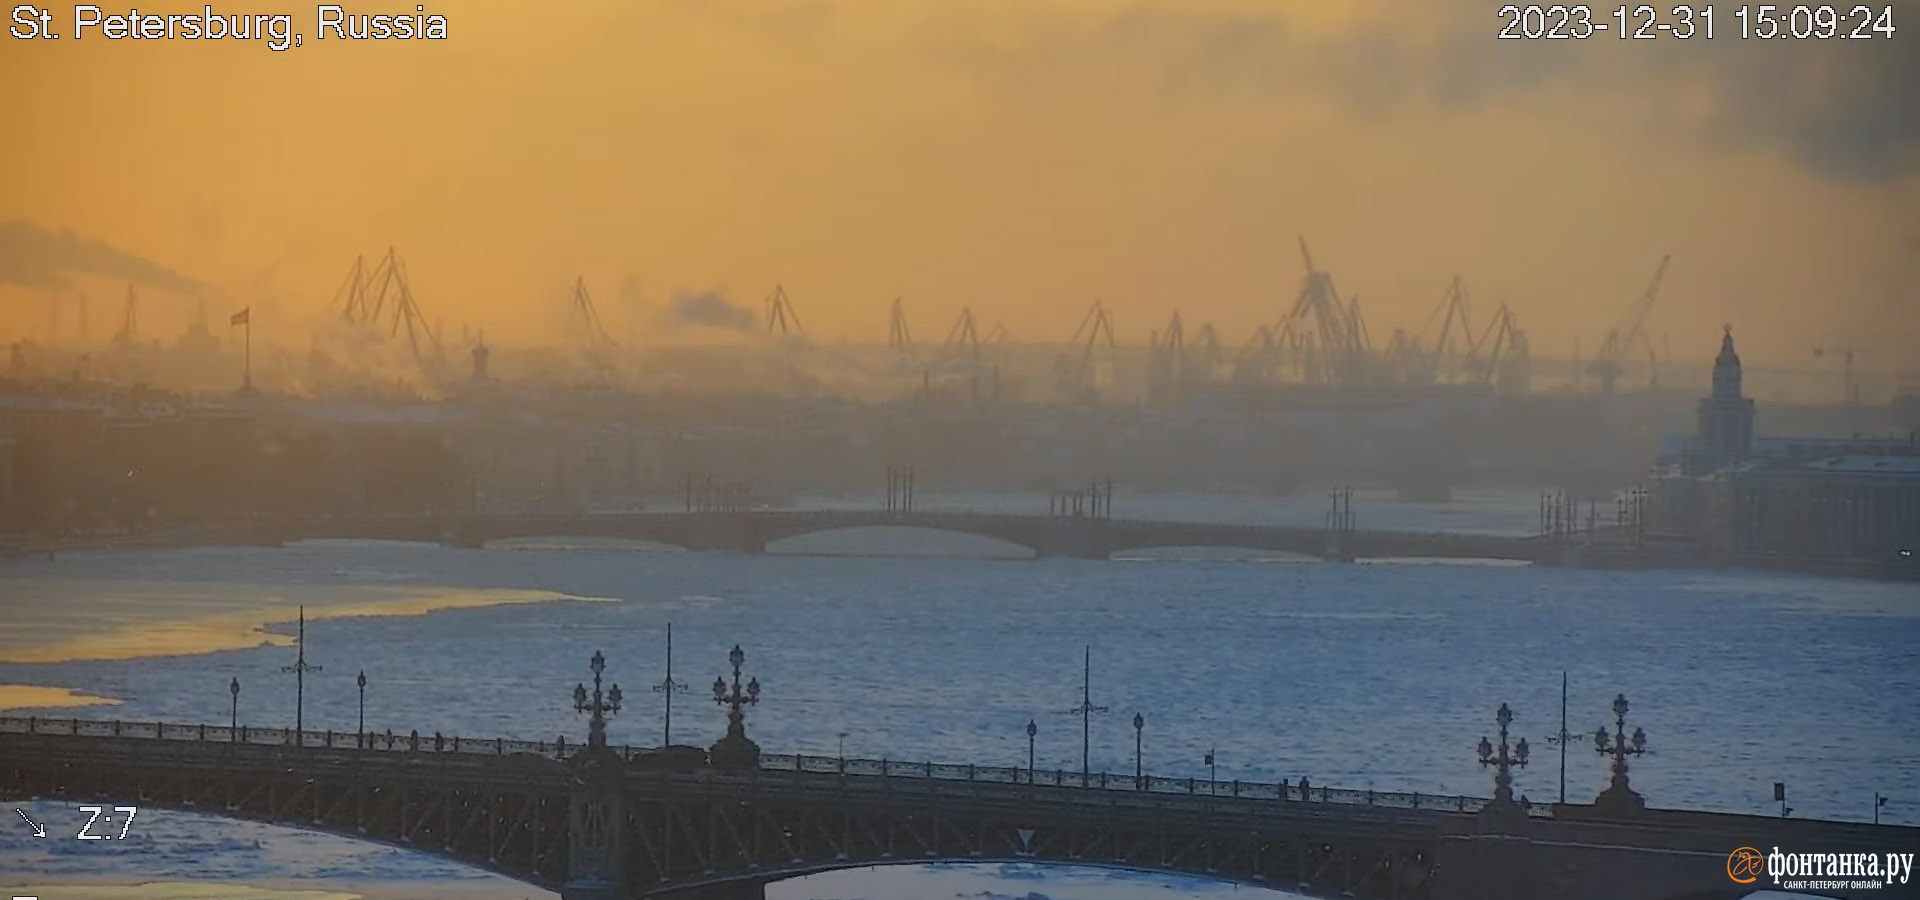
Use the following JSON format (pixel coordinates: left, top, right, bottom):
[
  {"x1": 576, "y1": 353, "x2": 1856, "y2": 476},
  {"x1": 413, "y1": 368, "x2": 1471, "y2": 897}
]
[{"x1": 1, "y1": 531, "x2": 1915, "y2": 899}]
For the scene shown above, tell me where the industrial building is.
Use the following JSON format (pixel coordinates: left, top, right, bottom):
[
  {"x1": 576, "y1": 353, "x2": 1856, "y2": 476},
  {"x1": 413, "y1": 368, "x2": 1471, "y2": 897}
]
[{"x1": 1646, "y1": 330, "x2": 1920, "y2": 564}]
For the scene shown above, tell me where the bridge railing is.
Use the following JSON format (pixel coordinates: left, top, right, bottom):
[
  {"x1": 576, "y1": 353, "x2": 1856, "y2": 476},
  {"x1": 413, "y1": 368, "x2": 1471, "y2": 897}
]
[
  {"x1": 761, "y1": 751, "x2": 1530, "y2": 814},
  {"x1": 0, "y1": 716, "x2": 1542, "y2": 817},
  {"x1": 0, "y1": 715, "x2": 584, "y2": 759}
]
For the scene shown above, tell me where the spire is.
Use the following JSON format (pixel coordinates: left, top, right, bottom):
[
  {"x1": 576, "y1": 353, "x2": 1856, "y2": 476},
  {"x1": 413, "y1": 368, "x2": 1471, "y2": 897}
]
[{"x1": 1716, "y1": 324, "x2": 1739, "y2": 368}]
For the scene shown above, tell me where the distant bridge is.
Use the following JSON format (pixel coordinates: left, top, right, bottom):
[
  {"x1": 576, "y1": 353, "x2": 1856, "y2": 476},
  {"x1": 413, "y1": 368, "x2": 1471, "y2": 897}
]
[
  {"x1": 256, "y1": 510, "x2": 1548, "y2": 561},
  {"x1": 3, "y1": 716, "x2": 1911, "y2": 900}
]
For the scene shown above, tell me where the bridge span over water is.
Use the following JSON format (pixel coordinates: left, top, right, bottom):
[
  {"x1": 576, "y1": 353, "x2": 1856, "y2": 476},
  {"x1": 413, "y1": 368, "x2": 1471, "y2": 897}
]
[
  {"x1": 268, "y1": 509, "x2": 1547, "y2": 561},
  {"x1": 3, "y1": 716, "x2": 1910, "y2": 900}
]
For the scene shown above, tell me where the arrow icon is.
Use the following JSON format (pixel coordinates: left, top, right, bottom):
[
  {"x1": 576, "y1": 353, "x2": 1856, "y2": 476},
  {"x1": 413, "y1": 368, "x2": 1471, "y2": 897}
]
[{"x1": 15, "y1": 807, "x2": 45, "y2": 837}]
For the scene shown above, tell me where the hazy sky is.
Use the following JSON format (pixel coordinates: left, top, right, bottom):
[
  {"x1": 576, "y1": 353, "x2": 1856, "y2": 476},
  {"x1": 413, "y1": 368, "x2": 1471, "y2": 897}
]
[{"x1": 4, "y1": 0, "x2": 1916, "y2": 370}]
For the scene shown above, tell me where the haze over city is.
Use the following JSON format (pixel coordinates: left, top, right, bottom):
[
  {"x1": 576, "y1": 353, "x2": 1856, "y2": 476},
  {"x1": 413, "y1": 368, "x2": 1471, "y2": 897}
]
[
  {"x1": 4, "y1": 0, "x2": 1917, "y2": 369},
  {"x1": 4, "y1": 4, "x2": 1918, "y2": 900}
]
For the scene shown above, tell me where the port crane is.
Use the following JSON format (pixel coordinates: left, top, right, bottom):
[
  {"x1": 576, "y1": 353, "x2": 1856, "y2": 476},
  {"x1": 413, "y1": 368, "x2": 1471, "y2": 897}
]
[
  {"x1": 569, "y1": 277, "x2": 617, "y2": 381},
  {"x1": 1465, "y1": 304, "x2": 1531, "y2": 394},
  {"x1": 1587, "y1": 255, "x2": 1669, "y2": 393},
  {"x1": 942, "y1": 307, "x2": 981, "y2": 360},
  {"x1": 1411, "y1": 276, "x2": 1478, "y2": 385},
  {"x1": 570, "y1": 277, "x2": 615, "y2": 352},
  {"x1": 1148, "y1": 310, "x2": 1187, "y2": 399},
  {"x1": 763, "y1": 284, "x2": 805, "y2": 339},
  {"x1": 1058, "y1": 298, "x2": 1116, "y2": 398},
  {"x1": 332, "y1": 248, "x2": 447, "y2": 371},
  {"x1": 1282, "y1": 238, "x2": 1372, "y2": 388},
  {"x1": 887, "y1": 297, "x2": 914, "y2": 358}
]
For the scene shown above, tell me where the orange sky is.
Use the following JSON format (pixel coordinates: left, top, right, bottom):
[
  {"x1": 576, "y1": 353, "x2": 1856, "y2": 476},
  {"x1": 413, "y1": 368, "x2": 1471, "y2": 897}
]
[{"x1": 4, "y1": 0, "x2": 1916, "y2": 370}]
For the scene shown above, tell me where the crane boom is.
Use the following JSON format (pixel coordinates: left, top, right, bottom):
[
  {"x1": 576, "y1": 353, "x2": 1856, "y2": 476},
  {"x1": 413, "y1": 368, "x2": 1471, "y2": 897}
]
[{"x1": 1587, "y1": 254, "x2": 1670, "y2": 392}]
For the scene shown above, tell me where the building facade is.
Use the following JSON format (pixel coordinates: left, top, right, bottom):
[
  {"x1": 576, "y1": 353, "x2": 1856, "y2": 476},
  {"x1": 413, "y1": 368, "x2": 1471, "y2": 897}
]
[{"x1": 1647, "y1": 331, "x2": 1920, "y2": 561}]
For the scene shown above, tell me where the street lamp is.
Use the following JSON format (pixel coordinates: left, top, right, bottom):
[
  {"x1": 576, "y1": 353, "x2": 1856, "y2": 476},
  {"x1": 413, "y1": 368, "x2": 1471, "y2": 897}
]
[
  {"x1": 1026, "y1": 719, "x2": 1037, "y2": 784},
  {"x1": 1593, "y1": 693, "x2": 1648, "y2": 813},
  {"x1": 229, "y1": 677, "x2": 240, "y2": 734},
  {"x1": 279, "y1": 606, "x2": 322, "y2": 747},
  {"x1": 1132, "y1": 713, "x2": 1145, "y2": 790},
  {"x1": 1477, "y1": 702, "x2": 1530, "y2": 808},
  {"x1": 1064, "y1": 645, "x2": 1107, "y2": 784},
  {"x1": 356, "y1": 670, "x2": 367, "y2": 748},
  {"x1": 571, "y1": 650, "x2": 623, "y2": 754},
  {"x1": 710, "y1": 644, "x2": 761, "y2": 768},
  {"x1": 653, "y1": 623, "x2": 689, "y2": 747}
]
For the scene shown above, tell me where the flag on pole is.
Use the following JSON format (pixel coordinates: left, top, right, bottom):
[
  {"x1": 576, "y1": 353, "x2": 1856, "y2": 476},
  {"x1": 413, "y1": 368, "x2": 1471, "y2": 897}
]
[
  {"x1": 229, "y1": 308, "x2": 250, "y2": 326},
  {"x1": 1204, "y1": 751, "x2": 1214, "y2": 766}
]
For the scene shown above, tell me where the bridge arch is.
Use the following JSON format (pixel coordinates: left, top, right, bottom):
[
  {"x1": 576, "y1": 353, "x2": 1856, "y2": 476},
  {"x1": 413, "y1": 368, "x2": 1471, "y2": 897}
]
[
  {"x1": 738, "y1": 856, "x2": 1365, "y2": 900},
  {"x1": 762, "y1": 525, "x2": 1036, "y2": 559},
  {"x1": 1108, "y1": 545, "x2": 1324, "y2": 562}
]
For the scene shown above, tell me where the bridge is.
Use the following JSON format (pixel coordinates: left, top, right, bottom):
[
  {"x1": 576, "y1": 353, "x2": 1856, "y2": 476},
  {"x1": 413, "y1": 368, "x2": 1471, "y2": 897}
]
[
  {"x1": 250, "y1": 509, "x2": 1546, "y2": 561},
  {"x1": 3, "y1": 714, "x2": 1911, "y2": 900}
]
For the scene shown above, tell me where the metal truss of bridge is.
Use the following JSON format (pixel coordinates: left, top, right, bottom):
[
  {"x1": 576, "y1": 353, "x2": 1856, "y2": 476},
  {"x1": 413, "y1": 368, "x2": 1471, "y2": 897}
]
[{"x1": 2, "y1": 660, "x2": 1913, "y2": 900}]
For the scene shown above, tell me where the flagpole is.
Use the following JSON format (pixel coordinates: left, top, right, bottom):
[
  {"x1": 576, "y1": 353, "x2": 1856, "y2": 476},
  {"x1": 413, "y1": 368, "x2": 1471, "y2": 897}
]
[{"x1": 244, "y1": 315, "x2": 252, "y2": 392}]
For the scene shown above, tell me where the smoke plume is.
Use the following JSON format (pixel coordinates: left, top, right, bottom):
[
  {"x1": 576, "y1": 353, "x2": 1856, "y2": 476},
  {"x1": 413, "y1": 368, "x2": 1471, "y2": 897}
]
[
  {"x1": 668, "y1": 289, "x2": 758, "y2": 331},
  {"x1": 0, "y1": 219, "x2": 211, "y2": 294}
]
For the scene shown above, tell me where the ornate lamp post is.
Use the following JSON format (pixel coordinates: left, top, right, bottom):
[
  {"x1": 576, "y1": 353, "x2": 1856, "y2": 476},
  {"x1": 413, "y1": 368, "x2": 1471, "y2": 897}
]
[
  {"x1": 356, "y1": 670, "x2": 367, "y2": 748},
  {"x1": 1593, "y1": 693, "x2": 1648, "y2": 814},
  {"x1": 1132, "y1": 712, "x2": 1145, "y2": 790},
  {"x1": 1477, "y1": 702, "x2": 1531, "y2": 809},
  {"x1": 571, "y1": 650, "x2": 624, "y2": 754},
  {"x1": 1026, "y1": 719, "x2": 1037, "y2": 784},
  {"x1": 709, "y1": 644, "x2": 761, "y2": 768},
  {"x1": 229, "y1": 677, "x2": 240, "y2": 733}
]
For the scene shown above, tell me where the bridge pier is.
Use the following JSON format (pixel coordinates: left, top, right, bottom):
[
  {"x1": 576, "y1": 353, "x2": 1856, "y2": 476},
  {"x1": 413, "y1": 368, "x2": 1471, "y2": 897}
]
[
  {"x1": 563, "y1": 752, "x2": 627, "y2": 900},
  {"x1": 1034, "y1": 520, "x2": 1109, "y2": 559}
]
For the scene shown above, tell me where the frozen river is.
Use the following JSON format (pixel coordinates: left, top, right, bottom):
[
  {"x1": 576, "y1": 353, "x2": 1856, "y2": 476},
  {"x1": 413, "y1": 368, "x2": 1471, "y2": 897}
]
[{"x1": 2, "y1": 531, "x2": 1917, "y2": 899}]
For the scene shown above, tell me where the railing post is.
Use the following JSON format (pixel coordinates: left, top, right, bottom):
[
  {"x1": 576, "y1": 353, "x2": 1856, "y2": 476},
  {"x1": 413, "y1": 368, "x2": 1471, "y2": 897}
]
[
  {"x1": 199, "y1": 724, "x2": 206, "y2": 741},
  {"x1": 72, "y1": 718, "x2": 79, "y2": 735},
  {"x1": 1412, "y1": 792, "x2": 1420, "y2": 808},
  {"x1": 113, "y1": 720, "x2": 121, "y2": 736},
  {"x1": 497, "y1": 737, "x2": 504, "y2": 754}
]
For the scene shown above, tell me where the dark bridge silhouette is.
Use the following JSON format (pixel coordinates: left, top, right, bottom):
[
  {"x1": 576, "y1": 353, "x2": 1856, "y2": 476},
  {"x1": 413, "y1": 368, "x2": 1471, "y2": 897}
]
[
  {"x1": 260, "y1": 510, "x2": 1546, "y2": 561},
  {"x1": 3, "y1": 716, "x2": 1910, "y2": 900}
]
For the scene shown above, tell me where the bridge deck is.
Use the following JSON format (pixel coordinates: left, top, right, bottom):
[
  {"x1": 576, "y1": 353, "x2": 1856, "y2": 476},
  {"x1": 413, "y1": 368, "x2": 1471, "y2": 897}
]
[{"x1": 0, "y1": 715, "x2": 1514, "y2": 816}]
